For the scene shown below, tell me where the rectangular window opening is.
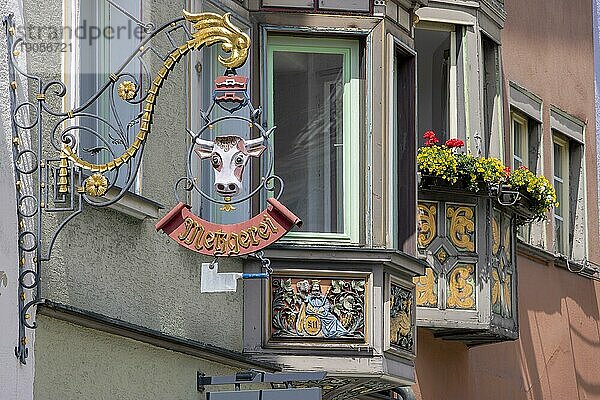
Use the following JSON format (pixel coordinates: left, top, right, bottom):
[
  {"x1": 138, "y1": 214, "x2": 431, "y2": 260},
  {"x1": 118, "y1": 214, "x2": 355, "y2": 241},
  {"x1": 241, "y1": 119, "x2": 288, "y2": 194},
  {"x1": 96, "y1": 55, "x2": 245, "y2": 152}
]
[{"x1": 267, "y1": 35, "x2": 361, "y2": 242}]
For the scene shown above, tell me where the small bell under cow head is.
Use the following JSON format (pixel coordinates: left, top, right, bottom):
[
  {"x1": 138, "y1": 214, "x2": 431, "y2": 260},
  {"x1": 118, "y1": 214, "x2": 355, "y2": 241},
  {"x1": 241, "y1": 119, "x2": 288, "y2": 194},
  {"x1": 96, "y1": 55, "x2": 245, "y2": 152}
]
[{"x1": 195, "y1": 135, "x2": 266, "y2": 197}]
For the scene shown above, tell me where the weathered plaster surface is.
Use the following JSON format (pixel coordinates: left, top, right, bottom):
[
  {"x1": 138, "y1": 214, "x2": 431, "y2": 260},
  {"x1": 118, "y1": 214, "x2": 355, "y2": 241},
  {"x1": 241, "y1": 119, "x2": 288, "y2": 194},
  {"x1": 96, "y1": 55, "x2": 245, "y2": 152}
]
[{"x1": 33, "y1": 315, "x2": 240, "y2": 400}]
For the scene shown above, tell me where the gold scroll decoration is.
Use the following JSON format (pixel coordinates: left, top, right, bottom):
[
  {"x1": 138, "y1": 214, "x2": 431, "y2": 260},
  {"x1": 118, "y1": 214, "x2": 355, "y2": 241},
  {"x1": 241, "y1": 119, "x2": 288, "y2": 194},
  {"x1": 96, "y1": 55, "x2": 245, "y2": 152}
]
[
  {"x1": 447, "y1": 264, "x2": 475, "y2": 309},
  {"x1": 491, "y1": 268, "x2": 501, "y2": 308},
  {"x1": 418, "y1": 202, "x2": 437, "y2": 249},
  {"x1": 447, "y1": 205, "x2": 475, "y2": 252},
  {"x1": 492, "y1": 214, "x2": 500, "y2": 255},
  {"x1": 504, "y1": 273, "x2": 512, "y2": 316},
  {"x1": 61, "y1": 12, "x2": 250, "y2": 173},
  {"x1": 413, "y1": 267, "x2": 437, "y2": 307}
]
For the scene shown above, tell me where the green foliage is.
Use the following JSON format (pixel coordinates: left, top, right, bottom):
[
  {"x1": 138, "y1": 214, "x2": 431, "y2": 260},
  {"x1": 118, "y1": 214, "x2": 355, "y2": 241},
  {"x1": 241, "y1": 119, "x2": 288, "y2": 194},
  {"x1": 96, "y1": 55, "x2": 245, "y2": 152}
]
[
  {"x1": 417, "y1": 131, "x2": 557, "y2": 220},
  {"x1": 508, "y1": 166, "x2": 559, "y2": 220}
]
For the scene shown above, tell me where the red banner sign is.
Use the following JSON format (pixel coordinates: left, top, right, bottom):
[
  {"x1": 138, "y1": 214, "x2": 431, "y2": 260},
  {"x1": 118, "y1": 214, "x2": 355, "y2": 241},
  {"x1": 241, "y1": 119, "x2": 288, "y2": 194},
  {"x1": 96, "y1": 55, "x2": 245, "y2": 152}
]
[{"x1": 155, "y1": 198, "x2": 302, "y2": 257}]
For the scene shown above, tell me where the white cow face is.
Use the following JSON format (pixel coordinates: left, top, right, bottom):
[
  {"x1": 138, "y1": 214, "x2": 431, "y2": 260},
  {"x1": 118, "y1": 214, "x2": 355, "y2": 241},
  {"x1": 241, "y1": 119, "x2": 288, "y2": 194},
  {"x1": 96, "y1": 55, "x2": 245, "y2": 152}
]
[{"x1": 195, "y1": 135, "x2": 266, "y2": 197}]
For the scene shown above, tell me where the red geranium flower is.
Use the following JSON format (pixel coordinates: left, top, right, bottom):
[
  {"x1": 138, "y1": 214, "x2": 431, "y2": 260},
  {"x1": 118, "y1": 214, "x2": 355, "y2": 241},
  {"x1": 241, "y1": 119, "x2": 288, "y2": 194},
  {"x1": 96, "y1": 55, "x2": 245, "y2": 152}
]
[
  {"x1": 445, "y1": 138, "x2": 465, "y2": 148},
  {"x1": 423, "y1": 131, "x2": 439, "y2": 146},
  {"x1": 504, "y1": 166, "x2": 511, "y2": 176}
]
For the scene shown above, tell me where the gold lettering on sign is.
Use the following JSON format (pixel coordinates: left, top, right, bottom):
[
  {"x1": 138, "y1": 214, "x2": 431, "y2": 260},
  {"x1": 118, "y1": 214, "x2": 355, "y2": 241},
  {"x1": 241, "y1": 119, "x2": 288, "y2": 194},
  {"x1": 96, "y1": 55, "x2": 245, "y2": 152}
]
[
  {"x1": 176, "y1": 215, "x2": 280, "y2": 256},
  {"x1": 447, "y1": 206, "x2": 475, "y2": 252}
]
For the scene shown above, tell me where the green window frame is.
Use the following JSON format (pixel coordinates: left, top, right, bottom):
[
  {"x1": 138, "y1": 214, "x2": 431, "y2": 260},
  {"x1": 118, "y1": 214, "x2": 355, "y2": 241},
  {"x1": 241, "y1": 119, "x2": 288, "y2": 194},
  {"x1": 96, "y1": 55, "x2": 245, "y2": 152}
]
[{"x1": 266, "y1": 35, "x2": 361, "y2": 243}]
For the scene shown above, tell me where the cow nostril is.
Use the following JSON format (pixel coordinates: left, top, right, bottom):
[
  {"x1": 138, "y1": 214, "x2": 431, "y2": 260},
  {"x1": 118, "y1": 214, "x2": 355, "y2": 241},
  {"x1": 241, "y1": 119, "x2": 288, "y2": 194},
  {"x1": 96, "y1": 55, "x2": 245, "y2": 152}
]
[
  {"x1": 216, "y1": 183, "x2": 225, "y2": 191},
  {"x1": 228, "y1": 184, "x2": 237, "y2": 191}
]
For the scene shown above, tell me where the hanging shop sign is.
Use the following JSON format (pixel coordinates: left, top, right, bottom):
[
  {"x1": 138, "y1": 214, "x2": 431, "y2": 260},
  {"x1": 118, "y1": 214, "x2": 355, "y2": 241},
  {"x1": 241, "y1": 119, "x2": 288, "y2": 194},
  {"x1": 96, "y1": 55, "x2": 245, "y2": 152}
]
[
  {"x1": 156, "y1": 198, "x2": 300, "y2": 257},
  {"x1": 4, "y1": 10, "x2": 299, "y2": 364}
]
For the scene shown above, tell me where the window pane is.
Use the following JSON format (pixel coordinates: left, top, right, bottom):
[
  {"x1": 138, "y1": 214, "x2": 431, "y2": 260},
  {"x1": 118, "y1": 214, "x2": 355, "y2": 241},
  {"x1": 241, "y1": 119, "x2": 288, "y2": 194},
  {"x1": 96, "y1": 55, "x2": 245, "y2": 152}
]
[
  {"x1": 416, "y1": 29, "x2": 451, "y2": 145},
  {"x1": 79, "y1": 1, "x2": 143, "y2": 189},
  {"x1": 273, "y1": 50, "x2": 345, "y2": 234},
  {"x1": 554, "y1": 143, "x2": 562, "y2": 178},
  {"x1": 554, "y1": 180, "x2": 563, "y2": 217}
]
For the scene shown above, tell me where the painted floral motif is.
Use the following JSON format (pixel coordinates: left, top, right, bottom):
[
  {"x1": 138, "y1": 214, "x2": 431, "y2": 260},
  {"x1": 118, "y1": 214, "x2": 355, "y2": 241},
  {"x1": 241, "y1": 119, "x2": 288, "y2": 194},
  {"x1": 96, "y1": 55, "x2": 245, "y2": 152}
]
[
  {"x1": 271, "y1": 277, "x2": 366, "y2": 340},
  {"x1": 447, "y1": 205, "x2": 476, "y2": 252},
  {"x1": 491, "y1": 212, "x2": 513, "y2": 317},
  {"x1": 390, "y1": 283, "x2": 414, "y2": 352}
]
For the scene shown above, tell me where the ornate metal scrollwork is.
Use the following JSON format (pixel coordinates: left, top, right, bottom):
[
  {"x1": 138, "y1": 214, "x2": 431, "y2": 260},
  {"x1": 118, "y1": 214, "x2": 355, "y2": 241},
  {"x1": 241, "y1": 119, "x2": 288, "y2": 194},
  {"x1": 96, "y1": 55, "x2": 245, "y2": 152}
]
[{"x1": 4, "y1": 9, "x2": 252, "y2": 364}]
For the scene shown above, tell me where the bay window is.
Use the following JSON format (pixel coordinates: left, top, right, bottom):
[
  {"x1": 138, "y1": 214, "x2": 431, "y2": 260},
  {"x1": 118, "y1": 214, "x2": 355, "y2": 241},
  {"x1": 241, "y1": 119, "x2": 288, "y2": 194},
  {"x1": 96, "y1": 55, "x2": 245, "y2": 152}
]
[{"x1": 267, "y1": 36, "x2": 361, "y2": 242}]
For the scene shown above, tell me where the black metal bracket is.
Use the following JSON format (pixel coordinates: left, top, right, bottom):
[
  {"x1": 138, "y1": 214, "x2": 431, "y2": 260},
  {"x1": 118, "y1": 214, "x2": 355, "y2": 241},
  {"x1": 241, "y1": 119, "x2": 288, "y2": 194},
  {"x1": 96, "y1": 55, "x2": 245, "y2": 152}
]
[{"x1": 197, "y1": 370, "x2": 327, "y2": 393}]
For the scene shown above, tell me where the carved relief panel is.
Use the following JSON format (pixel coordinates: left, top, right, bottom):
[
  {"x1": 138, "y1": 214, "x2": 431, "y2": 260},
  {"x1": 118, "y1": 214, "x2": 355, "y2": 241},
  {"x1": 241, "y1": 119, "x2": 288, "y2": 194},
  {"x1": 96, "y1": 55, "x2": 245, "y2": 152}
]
[
  {"x1": 388, "y1": 280, "x2": 415, "y2": 354},
  {"x1": 269, "y1": 274, "x2": 368, "y2": 344}
]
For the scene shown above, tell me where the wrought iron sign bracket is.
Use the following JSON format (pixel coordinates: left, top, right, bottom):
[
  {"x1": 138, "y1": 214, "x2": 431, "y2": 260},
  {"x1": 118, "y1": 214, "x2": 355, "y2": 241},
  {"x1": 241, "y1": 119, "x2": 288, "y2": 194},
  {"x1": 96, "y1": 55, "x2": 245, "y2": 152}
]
[{"x1": 4, "y1": 9, "x2": 300, "y2": 364}]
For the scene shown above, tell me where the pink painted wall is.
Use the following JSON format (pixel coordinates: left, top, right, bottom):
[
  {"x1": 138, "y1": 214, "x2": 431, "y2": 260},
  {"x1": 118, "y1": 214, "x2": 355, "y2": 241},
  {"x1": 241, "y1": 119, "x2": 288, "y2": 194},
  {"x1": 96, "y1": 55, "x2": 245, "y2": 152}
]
[
  {"x1": 414, "y1": 255, "x2": 600, "y2": 400},
  {"x1": 413, "y1": 0, "x2": 600, "y2": 398}
]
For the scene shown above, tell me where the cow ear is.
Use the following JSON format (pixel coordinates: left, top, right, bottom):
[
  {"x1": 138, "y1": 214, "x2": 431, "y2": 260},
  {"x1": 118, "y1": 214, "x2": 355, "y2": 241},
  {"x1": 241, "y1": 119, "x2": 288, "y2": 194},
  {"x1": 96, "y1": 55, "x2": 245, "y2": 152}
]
[
  {"x1": 247, "y1": 145, "x2": 266, "y2": 157},
  {"x1": 246, "y1": 137, "x2": 266, "y2": 157},
  {"x1": 195, "y1": 139, "x2": 213, "y2": 159}
]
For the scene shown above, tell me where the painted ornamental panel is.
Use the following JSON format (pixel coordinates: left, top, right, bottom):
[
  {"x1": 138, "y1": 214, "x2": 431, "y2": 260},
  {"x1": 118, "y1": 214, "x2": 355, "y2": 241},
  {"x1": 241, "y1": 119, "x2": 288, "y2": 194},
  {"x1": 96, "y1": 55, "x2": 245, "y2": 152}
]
[
  {"x1": 414, "y1": 192, "x2": 518, "y2": 344},
  {"x1": 270, "y1": 276, "x2": 367, "y2": 342}
]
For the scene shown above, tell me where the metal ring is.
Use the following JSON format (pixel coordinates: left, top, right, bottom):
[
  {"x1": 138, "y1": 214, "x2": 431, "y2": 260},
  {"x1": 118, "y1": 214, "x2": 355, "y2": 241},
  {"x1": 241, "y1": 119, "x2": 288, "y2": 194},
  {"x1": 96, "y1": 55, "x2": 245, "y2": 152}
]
[
  {"x1": 19, "y1": 270, "x2": 39, "y2": 289},
  {"x1": 18, "y1": 231, "x2": 37, "y2": 252},
  {"x1": 15, "y1": 149, "x2": 38, "y2": 175},
  {"x1": 17, "y1": 195, "x2": 38, "y2": 218},
  {"x1": 13, "y1": 102, "x2": 39, "y2": 130}
]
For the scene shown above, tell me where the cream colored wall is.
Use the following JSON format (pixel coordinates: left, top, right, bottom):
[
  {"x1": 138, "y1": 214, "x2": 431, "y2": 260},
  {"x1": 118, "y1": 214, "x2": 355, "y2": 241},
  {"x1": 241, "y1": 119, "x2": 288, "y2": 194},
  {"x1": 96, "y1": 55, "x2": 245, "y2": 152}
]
[{"x1": 33, "y1": 315, "x2": 241, "y2": 400}]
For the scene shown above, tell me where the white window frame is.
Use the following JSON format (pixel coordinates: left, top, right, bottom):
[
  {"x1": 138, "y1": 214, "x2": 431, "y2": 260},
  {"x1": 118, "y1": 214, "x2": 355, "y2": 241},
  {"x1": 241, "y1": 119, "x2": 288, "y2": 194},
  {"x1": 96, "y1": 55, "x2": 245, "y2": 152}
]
[
  {"x1": 265, "y1": 35, "x2": 361, "y2": 243},
  {"x1": 552, "y1": 134, "x2": 569, "y2": 256},
  {"x1": 511, "y1": 111, "x2": 528, "y2": 170}
]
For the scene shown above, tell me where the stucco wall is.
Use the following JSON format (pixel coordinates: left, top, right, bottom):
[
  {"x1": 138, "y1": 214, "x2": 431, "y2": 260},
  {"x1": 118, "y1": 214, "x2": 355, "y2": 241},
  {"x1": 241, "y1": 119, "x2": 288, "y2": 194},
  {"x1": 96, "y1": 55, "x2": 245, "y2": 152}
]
[
  {"x1": 33, "y1": 315, "x2": 240, "y2": 400},
  {"x1": 18, "y1": 0, "x2": 244, "y2": 352},
  {"x1": 500, "y1": 0, "x2": 600, "y2": 263},
  {"x1": 468, "y1": 255, "x2": 600, "y2": 399},
  {"x1": 413, "y1": 254, "x2": 600, "y2": 400}
]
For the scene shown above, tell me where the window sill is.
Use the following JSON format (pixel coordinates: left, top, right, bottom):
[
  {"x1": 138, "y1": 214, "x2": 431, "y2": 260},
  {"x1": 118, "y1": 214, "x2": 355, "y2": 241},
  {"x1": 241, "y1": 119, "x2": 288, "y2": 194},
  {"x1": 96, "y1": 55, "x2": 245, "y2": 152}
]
[
  {"x1": 517, "y1": 240, "x2": 600, "y2": 279},
  {"x1": 100, "y1": 187, "x2": 164, "y2": 220}
]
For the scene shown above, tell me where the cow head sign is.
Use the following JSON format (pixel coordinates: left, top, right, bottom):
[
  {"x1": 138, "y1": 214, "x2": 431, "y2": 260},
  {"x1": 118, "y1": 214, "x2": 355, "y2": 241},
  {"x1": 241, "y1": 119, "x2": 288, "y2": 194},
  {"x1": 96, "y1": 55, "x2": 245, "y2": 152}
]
[{"x1": 195, "y1": 135, "x2": 266, "y2": 197}]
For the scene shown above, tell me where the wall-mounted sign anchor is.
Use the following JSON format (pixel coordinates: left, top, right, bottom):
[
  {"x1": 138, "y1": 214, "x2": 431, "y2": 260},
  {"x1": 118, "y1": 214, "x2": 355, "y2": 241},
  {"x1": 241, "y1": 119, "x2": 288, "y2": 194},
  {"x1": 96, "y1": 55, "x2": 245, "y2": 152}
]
[{"x1": 200, "y1": 262, "x2": 268, "y2": 293}]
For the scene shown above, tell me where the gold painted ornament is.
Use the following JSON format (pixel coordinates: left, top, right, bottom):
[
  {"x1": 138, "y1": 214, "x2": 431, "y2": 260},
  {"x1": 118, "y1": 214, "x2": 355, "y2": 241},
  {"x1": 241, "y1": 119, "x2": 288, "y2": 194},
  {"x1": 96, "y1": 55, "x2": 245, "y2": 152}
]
[
  {"x1": 117, "y1": 80, "x2": 137, "y2": 100},
  {"x1": 84, "y1": 173, "x2": 109, "y2": 197}
]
